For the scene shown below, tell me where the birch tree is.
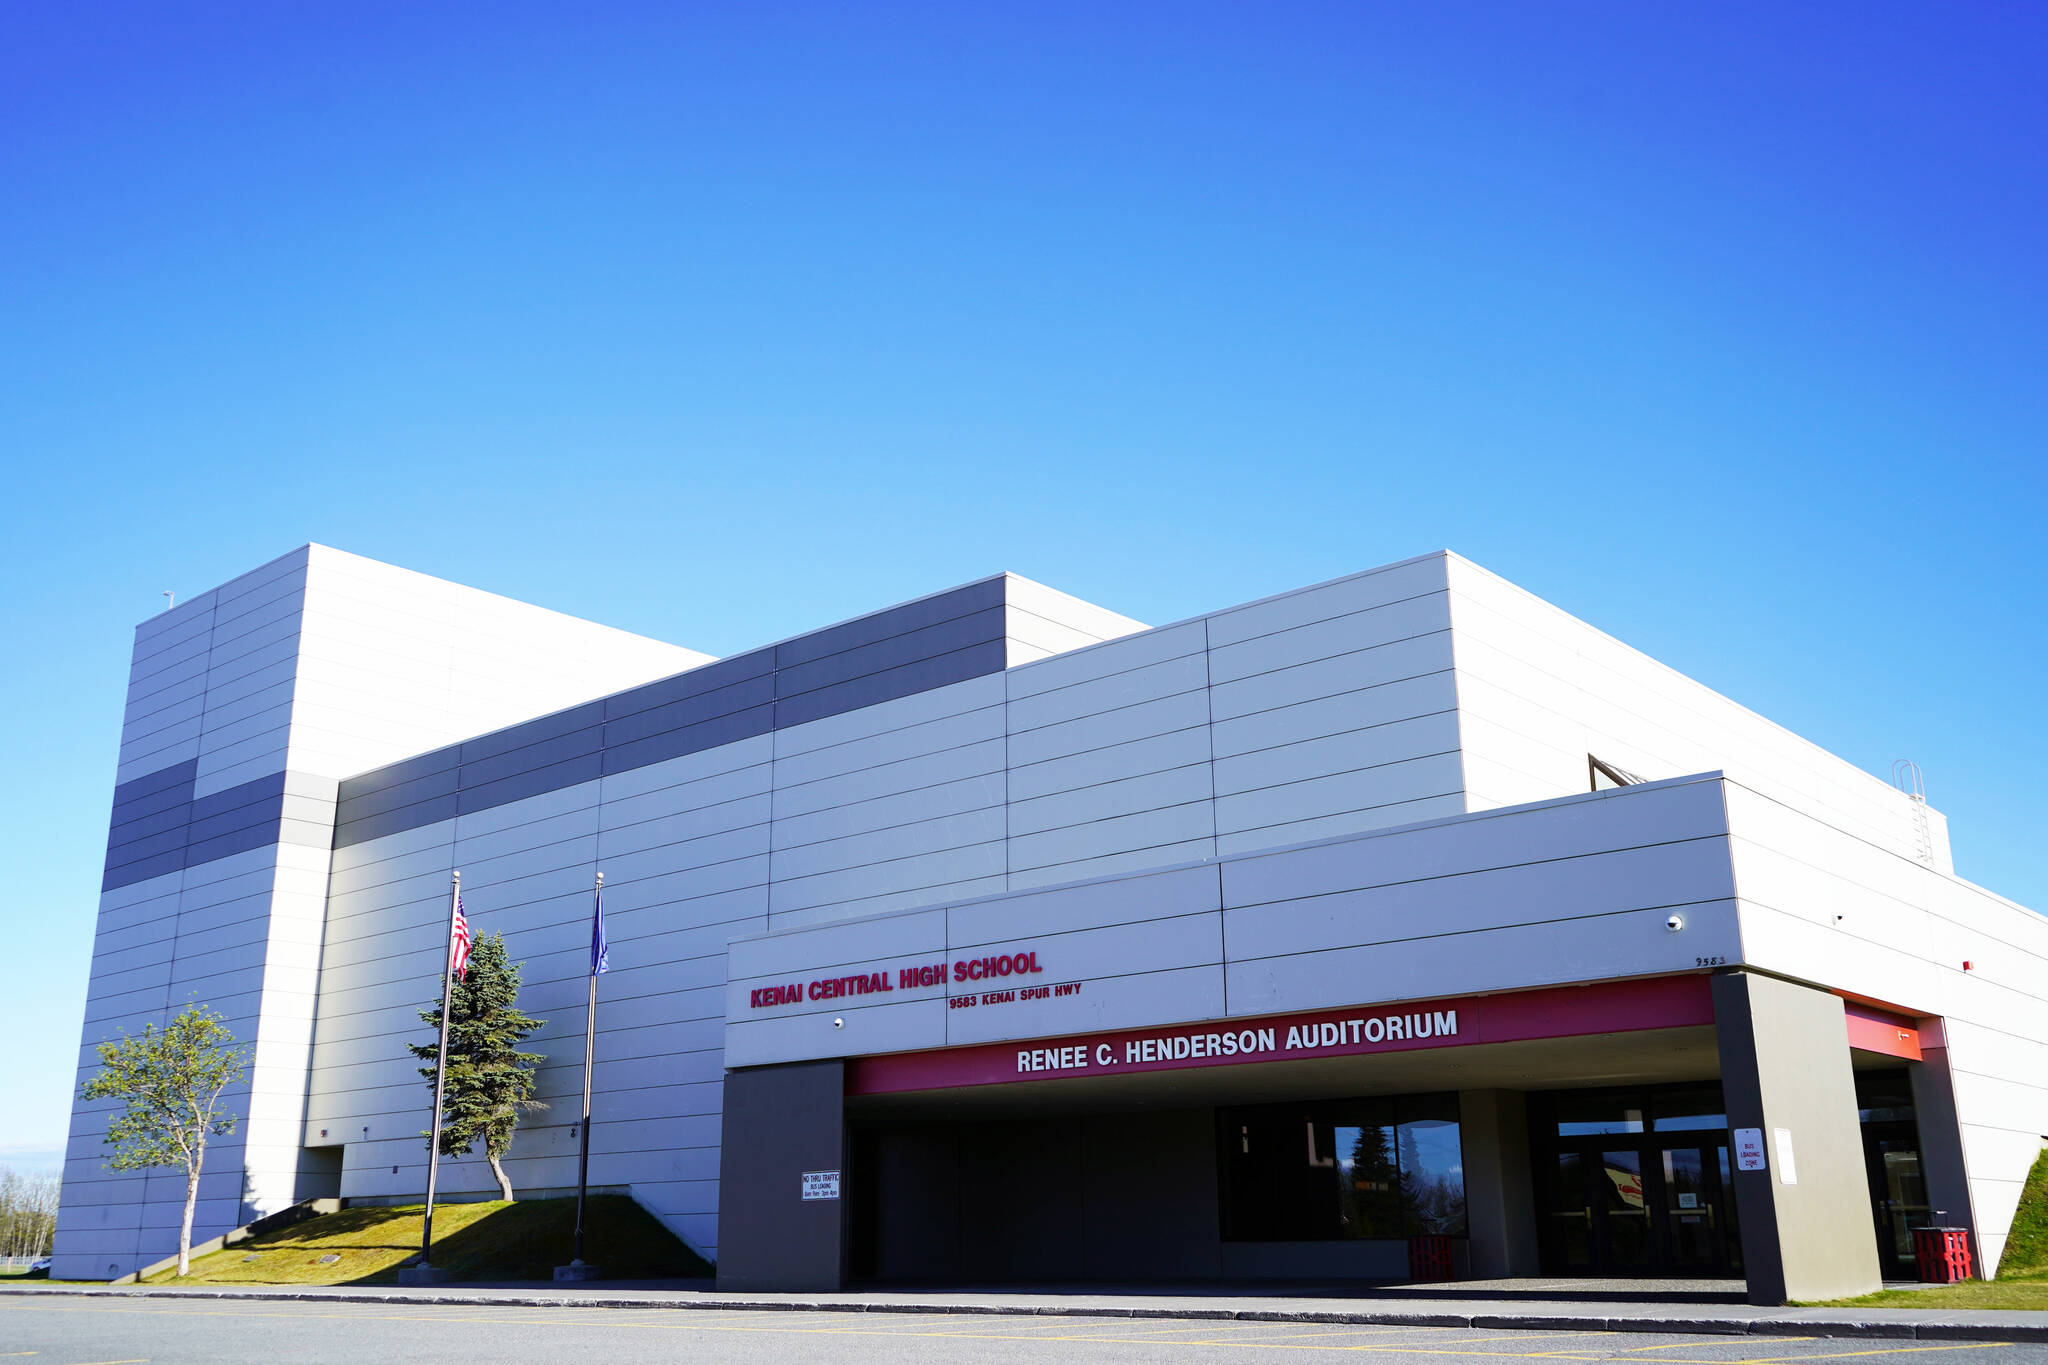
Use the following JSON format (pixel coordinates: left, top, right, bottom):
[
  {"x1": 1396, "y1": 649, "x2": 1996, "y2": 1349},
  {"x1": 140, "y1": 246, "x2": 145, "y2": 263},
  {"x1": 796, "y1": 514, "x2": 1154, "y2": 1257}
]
[{"x1": 80, "y1": 1004, "x2": 246, "y2": 1276}]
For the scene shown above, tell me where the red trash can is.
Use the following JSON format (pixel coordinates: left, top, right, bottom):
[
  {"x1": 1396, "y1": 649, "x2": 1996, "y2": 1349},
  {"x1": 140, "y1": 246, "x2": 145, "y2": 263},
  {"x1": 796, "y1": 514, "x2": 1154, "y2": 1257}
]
[
  {"x1": 1912, "y1": 1227, "x2": 1973, "y2": 1283},
  {"x1": 1408, "y1": 1234, "x2": 1458, "y2": 1282}
]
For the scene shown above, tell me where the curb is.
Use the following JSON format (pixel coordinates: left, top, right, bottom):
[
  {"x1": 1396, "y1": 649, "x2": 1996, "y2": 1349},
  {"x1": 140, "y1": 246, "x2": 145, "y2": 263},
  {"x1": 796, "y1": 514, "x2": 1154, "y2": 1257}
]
[{"x1": 4, "y1": 1285, "x2": 2041, "y2": 1343}]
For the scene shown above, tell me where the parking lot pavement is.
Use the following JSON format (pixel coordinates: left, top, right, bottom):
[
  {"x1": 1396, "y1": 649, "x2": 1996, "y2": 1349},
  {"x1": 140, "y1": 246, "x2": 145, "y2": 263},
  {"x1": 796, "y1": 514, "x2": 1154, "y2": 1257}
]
[{"x1": 0, "y1": 1298, "x2": 2042, "y2": 1365}]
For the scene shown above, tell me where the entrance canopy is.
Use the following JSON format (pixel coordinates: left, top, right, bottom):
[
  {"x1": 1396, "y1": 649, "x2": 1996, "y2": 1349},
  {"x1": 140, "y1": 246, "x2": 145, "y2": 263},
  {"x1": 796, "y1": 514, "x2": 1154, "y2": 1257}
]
[{"x1": 850, "y1": 1023, "x2": 1721, "y2": 1121}]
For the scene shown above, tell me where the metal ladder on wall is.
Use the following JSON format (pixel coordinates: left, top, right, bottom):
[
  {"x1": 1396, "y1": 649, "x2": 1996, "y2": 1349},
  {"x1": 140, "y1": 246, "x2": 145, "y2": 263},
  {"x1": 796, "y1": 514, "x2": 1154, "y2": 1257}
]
[{"x1": 1892, "y1": 759, "x2": 1936, "y2": 867}]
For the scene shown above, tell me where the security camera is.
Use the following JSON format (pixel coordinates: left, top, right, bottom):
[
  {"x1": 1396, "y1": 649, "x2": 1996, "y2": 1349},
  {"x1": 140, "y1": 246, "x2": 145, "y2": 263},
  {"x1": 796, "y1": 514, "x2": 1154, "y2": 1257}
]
[
  {"x1": 832, "y1": 1017, "x2": 844, "y2": 1028},
  {"x1": 1665, "y1": 914, "x2": 1685, "y2": 932}
]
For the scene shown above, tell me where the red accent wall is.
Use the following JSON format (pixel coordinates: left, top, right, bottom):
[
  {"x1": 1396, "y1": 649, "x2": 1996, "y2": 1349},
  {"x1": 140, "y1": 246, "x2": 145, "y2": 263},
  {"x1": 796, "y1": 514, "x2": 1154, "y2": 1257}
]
[
  {"x1": 1843, "y1": 1002, "x2": 1923, "y2": 1060},
  {"x1": 845, "y1": 975, "x2": 1717, "y2": 1096}
]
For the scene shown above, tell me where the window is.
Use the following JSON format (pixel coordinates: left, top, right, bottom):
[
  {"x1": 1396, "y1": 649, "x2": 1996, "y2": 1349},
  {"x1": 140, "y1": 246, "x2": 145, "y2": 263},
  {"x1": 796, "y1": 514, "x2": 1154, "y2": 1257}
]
[
  {"x1": 1650, "y1": 1086, "x2": 1726, "y2": 1132},
  {"x1": 1220, "y1": 1094, "x2": 1466, "y2": 1241},
  {"x1": 1856, "y1": 1068, "x2": 1916, "y2": 1124},
  {"x1": 1534, "y1": 1084, "x2": 1730, "y2": 1138},
  {"x1": 1553, "y1": 1091, "x2": 1646, "y2": 1136}
]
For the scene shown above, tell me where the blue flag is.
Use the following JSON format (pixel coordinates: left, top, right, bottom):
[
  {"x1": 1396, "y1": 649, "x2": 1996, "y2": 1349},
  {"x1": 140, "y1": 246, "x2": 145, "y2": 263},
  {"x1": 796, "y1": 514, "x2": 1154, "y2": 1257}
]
[{"x1": 590, "y1": 883, "x2": 609, "y2": 976}]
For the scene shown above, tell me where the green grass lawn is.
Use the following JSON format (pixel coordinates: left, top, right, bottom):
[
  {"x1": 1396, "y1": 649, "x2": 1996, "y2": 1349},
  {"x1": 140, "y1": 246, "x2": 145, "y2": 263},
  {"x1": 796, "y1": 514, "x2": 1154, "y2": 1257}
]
[
  {"x1": 1812, "y1": 1148, "x2": 2048, "y2": 1309},
  {"x1": 142, "y1": 1194, "x2": 711, "y2": 1286}
]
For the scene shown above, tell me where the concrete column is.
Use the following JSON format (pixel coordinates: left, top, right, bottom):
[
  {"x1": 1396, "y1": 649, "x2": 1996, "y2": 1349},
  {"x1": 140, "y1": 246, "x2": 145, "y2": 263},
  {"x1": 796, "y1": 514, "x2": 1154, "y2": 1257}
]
[
  {"x1": 1459, "y1": 1089, "x2": 1541, "y2": 1278},
  {"x1": 715, "y1": 1060, "x2": 846, "y2": 1292},
  {"x1": 1713, "y1": 971, "x2": 1883, "y2": 1305},
  {"x1": 1910, "y1": 1043, "x2": 1982, "y2": 1273}
]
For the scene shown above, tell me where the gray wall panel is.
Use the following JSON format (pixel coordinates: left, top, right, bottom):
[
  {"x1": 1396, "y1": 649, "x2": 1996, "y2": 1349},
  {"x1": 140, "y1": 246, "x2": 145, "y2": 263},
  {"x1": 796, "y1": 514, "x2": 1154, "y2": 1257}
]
[
  {"x1": 278, "y1": 820, "x2": 336, "y2": 850},
  {"x1": 716, "y1": 1061, "x2": 847, "y2": 1291}
]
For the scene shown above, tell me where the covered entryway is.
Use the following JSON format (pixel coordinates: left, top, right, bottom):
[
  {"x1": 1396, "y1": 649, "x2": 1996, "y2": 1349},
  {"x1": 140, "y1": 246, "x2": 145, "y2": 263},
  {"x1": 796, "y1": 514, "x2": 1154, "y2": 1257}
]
[
  {"x1": 843, "y1": 1019, "x2": 1729, "y2": 1286},
  {"x1": 1529, "y1": 1085, "x2": 1744, "y2": 1278},
  {"x1": 717, "y1": 970, "x2": 1955, "y2": 1307}
]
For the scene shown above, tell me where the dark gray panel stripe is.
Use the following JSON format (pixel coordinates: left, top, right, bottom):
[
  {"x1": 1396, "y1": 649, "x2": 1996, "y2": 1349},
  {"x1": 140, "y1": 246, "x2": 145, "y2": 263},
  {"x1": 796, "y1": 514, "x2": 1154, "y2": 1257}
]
[
  {"x1": 343, "y1": 746, "x2": 459, "y2": 795},
  {"x1": 330, "y1": 579, "x2": 1013, "y2": 851},
  {"x1": 331, "y1": 792, "x2": 460, "y2": 848},
  {"x1": 100, "y1": 766, "x2": 317, "y2": 894},
  {"x1": 776, "y1": 639, "x2": 1006, "y2": 729},
  {"x1": 598, "y1": 673, "x2": 774, "y2": 749},
  {"x1": 335, "y1": 763, "x2": 463, "y2": 825},
  {"x1": 601, "y1": 648, "x2": 775, "y2": 725},
  {"x1": 112, "y1": 757, "x2": 198, "y2": 807},
  {"x1": 104, "y1": 848, "x2": 187, "y2": 889},
  {"x1": 190, "y1": 771, "x2": 287, "y2": 821},
  {"x1": 105, "y1": 801, "x2": 196, "y2": 853},
  {"x1": 772, "y1": 604, "x2": 1004, "y2": 700},
  {"x1": 457, "y1": 699, "x2": 606, "y2": 765},
  {"x1": 770, "y1": 576, "x2": 1005, "y2": 670},
  {"x1": 597, "y1": 701, "x2": 775, "y2": 778},
  {"x1": 109, "y1": 578, "x2": 1019, "y2": 875}
]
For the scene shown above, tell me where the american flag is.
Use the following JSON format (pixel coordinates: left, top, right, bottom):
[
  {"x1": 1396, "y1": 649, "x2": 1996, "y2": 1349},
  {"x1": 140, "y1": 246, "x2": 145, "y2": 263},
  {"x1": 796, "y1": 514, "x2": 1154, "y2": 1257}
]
[{"x1": 450, "y1": 893, "x2": 473, "y2": 981}]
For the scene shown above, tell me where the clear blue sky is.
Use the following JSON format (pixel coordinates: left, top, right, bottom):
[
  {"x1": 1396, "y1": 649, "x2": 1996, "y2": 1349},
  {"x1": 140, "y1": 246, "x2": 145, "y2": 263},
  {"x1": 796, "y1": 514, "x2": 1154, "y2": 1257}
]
[{"x1": 3, "y1": 2, "x2": 2043, "y2": 1171}]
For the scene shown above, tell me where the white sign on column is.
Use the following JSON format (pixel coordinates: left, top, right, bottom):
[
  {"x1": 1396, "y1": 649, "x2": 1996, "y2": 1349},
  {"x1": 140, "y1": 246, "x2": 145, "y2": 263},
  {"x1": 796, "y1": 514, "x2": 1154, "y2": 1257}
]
[
  {"x1": 1772, "y1": 1128, "x2": 1798, "y2": 1185},
  {"x1": 801, "y1": 1170, "x2": 841, "y2": 1201},
  {"x1": 1733, "y1": 1127, "x2": 1767, "y2": 1172}
]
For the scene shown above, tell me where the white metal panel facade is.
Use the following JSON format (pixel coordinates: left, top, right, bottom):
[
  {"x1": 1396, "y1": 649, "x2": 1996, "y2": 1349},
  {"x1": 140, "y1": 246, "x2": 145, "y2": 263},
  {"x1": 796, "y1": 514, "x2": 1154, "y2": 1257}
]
[{"x1": 59, "y1": 546, "x2": 2048, "y2": 1288}]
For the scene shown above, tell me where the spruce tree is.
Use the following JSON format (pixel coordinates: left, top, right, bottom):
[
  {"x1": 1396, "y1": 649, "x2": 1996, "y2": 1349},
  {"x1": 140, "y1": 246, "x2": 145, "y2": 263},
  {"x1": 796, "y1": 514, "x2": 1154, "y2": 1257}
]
[{"x1": 409, "y1": 932, "x2": 546, "y2": 1200}]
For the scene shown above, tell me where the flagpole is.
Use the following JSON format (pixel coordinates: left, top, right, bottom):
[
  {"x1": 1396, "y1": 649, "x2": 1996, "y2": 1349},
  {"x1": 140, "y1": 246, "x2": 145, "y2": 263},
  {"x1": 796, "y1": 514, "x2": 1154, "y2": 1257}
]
[
  {"x1": 571, "y1": 871, "x2": 602, "y2": 1268},
  {"x1": 420, "y1": 870, "x2": 460, "y2": 1269}
]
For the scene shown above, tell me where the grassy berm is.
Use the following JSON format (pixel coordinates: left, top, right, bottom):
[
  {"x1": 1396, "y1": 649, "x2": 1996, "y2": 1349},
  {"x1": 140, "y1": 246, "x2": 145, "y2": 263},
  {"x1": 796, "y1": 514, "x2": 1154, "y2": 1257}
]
[
  {"x1": 1817, "y1": 1148, "x2": 2048, "y2": 1309},
  {"x1": 143, "y1": 1195, "x2": 711, "y2": 1286}
]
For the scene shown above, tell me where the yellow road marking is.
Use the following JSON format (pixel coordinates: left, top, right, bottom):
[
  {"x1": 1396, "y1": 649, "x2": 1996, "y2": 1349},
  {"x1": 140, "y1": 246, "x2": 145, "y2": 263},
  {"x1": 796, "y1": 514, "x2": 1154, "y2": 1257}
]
[
  {"x1": 0, "y1": 1301, "x2": 2021, "y2": 1362},
  {"x1": 1048, "y1": 1322, "x2": 1283, "y2": 1337},
  {"x1": 1247, "y1": 1328, "x2": 1429, "y2": 1341},
  {"x1": 1622, "y1": 1344, "x2": 1814, "y2": 1353},
  {"x1": 1733, "y1": 1350, "x2": 2015, "y2": 1365}
]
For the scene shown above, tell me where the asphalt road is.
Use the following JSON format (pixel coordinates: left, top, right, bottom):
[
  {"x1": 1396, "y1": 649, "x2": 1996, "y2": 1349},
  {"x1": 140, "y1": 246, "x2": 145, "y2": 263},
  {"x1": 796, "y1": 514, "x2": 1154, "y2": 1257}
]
[{"x1": 2, "y1": 1300, "x2": 2044, "y2": 1365}]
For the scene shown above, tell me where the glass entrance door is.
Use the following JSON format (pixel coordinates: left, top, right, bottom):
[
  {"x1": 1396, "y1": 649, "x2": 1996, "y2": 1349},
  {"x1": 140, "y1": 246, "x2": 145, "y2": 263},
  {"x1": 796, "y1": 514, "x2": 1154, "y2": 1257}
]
[
  {"x1": 1595, "y1": 1150, "x2": 1655, "y2": 1272},
  {"x1": 1864, "y1": 1125, "x2": 1930, "y2": 1276},
  {"x1": 1534, "y1": 1136, "x2": 1743, "y2": 1276},
  {"x1": 1661, "y1": 1146, "x2": 1732, "y2": 1275},
  {"x1": 1528, "y1": 1085, "x2": 1746, "y2": 1278},
  {"x1": 1543, "y1": 1152, "x2": 1593, "y2": 1272}
]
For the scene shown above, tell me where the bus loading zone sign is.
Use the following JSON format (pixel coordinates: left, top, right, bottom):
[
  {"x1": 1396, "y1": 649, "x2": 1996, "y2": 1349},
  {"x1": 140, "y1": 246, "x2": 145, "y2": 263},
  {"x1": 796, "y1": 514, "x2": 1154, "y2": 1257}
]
[{"x1": 802, "y1": 1170, "x2": 841, "y2": 1201}]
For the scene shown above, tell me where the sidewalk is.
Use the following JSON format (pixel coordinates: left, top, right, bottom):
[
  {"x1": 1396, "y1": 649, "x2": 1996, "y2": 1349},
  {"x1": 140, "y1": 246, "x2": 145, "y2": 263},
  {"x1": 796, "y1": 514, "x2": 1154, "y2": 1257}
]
[{"x1": 5, "y1": 1279, "x2": 2044, "y2": 1343}]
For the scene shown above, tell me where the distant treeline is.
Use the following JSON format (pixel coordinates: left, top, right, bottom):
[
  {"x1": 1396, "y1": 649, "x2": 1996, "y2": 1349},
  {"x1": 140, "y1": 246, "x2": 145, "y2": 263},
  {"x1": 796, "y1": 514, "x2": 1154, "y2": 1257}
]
[{"x1": 0, "y1": 1167, "x2": 58, "y2": 1261}]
